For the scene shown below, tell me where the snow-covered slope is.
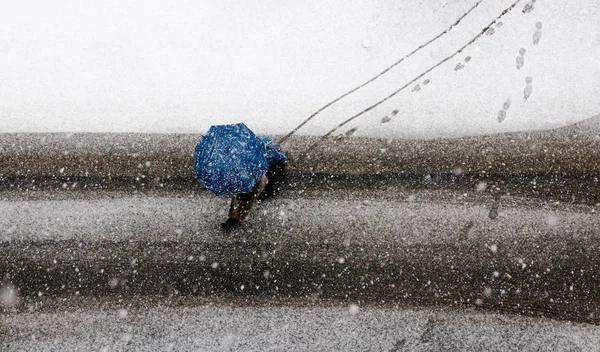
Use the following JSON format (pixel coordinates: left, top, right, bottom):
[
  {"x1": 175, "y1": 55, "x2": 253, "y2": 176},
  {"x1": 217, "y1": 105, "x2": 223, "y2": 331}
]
[{"x1": 0, "y1": 0, "x2": 598, "y2": 138}]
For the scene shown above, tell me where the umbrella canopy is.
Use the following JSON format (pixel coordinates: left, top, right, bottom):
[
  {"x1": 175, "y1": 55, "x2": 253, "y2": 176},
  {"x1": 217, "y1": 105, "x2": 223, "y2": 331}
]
[{"x1": 194, "y1": 123, "x2": 269, "y2": 196}]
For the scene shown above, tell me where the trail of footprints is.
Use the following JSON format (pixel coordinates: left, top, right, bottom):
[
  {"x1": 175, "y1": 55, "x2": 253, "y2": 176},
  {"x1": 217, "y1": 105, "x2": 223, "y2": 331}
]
[
  {"x1": 454, "y1": 55, "x2": 471, "y2": 71},
  {"x1": 516, "y1": 48, "x2": 526, "y2": 69},
  {"x1": 318, "y1": 8, "x2": 544, "y2": 138},
  {"x1": 522, "y1": 0, "x2": 537, "y2": 14},
  {"x1": 523, "y1": 76, "x2": 533, "y2": 101},
  {"x1": 384, "y1": 77, "x2": 431, "y2": 125},
  {"x1": 497, "y1": 98, "x2": 512, "y2": 123},
  {"x1": 380, "y1": 109, "x2": 399, "y2": 124},
  {"x1": 497, "y1": 16, "x2": 543, "y2": 123},
  {"x1": 380, "y1": 8, "x2": 544, "y2": 127},
  {"x1": 412, "y1": 77, "x2": 432, "y2": 93},
  {"x1": 533, "y1": 22, "x2": 542, "y2": 45}
]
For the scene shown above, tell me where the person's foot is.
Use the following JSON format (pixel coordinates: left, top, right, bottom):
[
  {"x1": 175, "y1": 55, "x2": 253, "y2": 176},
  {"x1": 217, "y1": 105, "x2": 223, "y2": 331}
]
[{"x1": 221, "y1": 218, "x2": 240, "y2": 231}]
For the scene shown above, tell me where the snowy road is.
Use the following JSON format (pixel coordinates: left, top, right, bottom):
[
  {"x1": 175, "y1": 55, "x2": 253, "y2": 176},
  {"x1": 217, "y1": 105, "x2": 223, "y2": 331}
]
[
  {"x1": 1, "y1": 186, "x2": 599, "y2": 324},
  {"x1": 1, "y1": 127, "x2": 600, "y2": 350},
  {"x1": 3, "y1": 296, "x2": 600, "y2": 352}
]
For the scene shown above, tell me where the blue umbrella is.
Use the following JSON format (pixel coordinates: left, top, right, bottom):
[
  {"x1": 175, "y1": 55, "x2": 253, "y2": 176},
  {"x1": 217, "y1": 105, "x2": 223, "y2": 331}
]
[{"x1": 194, "y1": 123, "x2": 269, "y2": 196}]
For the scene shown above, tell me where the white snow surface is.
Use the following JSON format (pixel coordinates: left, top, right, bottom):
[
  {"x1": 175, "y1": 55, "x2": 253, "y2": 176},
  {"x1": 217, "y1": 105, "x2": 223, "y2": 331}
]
[
  {"x1": 0, "y1": 189, "x2": 596, "y2": 244},
  {"x1": 3, "y1": 297, "x2": 600, "y2": 351},
  {"x1": 1, "y1": 0, "x2": 599, "y2": 138}
]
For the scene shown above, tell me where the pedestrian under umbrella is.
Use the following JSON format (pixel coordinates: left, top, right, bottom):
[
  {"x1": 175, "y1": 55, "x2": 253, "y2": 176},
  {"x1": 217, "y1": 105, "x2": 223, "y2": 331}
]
[{"x1": 194, "y1": 123, "x2": 287, "y2": 231}]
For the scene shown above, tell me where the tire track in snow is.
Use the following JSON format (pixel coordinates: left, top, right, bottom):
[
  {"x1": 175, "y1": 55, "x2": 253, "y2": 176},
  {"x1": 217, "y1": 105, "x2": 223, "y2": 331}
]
[
  {"x1": 302, "y1": 0, "x2": 524, "y2": 156},
  {"x1": 279, "y1": 0, "x2": 488, "y2": 144}
]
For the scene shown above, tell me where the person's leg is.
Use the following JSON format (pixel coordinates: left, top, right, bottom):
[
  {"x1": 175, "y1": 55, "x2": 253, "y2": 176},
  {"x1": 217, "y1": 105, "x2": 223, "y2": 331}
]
[
  {"x1": 221, "y1": 194, "x2": 249, "y2": 230},
  {"x1": 260, "y1": 163, "x2": 286, "y2": 200},
  {"x1": 222, "y1": 176, "x2": 268, "y2": 230}
]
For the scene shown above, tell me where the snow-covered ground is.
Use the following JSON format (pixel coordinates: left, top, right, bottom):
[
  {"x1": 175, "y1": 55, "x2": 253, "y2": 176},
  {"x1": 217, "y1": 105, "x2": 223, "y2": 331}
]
[
  {"x1": 3, "y1": 297, "x2": 600, "y2": 352},
  {"x1": 2, "y1": 187, "x2": 599, "y2": 323},
  {"x1": 1, "y1": 0, "x2": 599, "y2": 138},
  {"x1": 0, "y1": 188, "x2": 597, "y2": 244},
  {"x1": 1, "y1": 3, "x2": 599, "y2": 349}
]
